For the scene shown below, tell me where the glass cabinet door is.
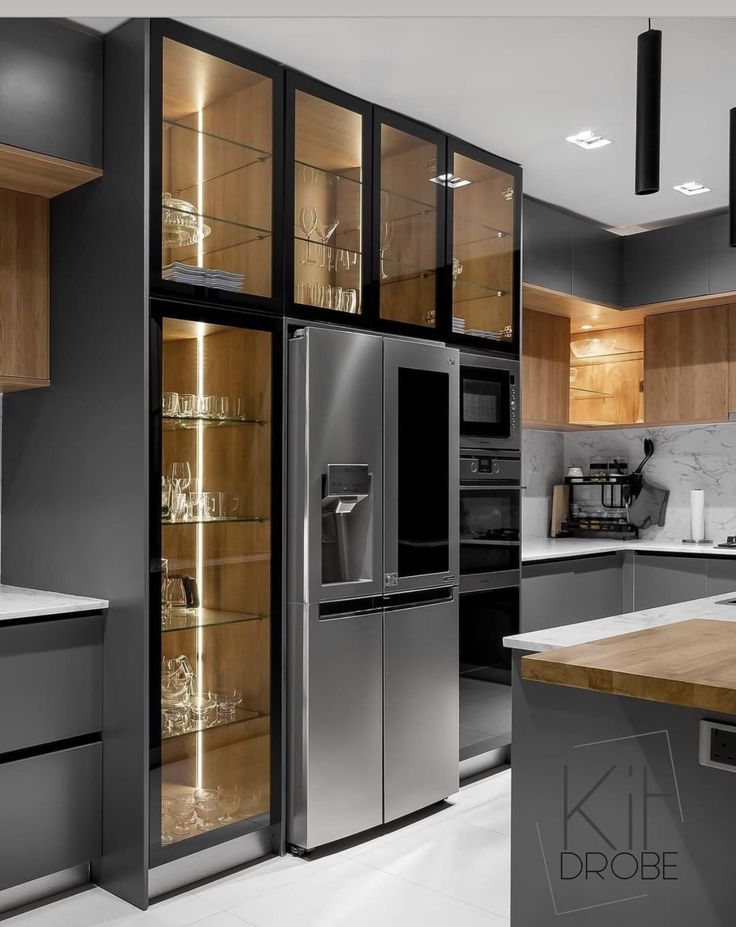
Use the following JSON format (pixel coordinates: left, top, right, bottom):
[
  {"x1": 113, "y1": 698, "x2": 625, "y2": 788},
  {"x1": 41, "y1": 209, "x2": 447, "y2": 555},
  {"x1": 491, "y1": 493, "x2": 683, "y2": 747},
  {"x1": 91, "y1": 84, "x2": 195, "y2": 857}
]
[
  {"x1": 374, "y1": 112, "x2": 445, "y2": 331},
  {"x1": 156, "y1": 317, "x2": 272, "y2": 852},
  {"x1": 447, "y1": 140, "x2": 521, "y2": 349},
  {"x1": 288, "y1": 76, "x2": 369, "y2": 317},
  {"x1": 158, "y1": 32, "x2": 281, "y2": 304}
]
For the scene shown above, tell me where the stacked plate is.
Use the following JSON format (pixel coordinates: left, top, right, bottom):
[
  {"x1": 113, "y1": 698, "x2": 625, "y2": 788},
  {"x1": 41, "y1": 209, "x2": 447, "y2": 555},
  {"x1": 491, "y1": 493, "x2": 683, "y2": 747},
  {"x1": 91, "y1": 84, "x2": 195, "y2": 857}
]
[
  {"x1": 163, "y1": 263, "x2": 245, "y2": 293},
  {"x1": 451, "y1": 316, "x2": 466, "y2": 334}
]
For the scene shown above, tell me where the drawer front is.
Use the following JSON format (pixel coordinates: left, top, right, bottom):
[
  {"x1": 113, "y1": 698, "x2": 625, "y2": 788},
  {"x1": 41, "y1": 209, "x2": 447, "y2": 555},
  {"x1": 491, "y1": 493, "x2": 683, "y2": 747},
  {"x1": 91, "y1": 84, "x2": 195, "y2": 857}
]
[
  {"x1": 0, "y1": 615, "x2": 102, "y2": 752},
  {"x1": 0, "y1": 742, "x2": 101, "y2": 890}
]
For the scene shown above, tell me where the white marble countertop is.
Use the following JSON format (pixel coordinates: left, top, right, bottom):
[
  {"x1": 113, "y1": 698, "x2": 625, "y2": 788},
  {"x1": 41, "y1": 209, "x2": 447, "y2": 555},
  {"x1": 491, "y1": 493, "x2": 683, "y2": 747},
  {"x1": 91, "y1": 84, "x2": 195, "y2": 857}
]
[
  {"x1": 522, "y1": 537, "x2": 736, "y2": 563},
  {"x1": 0, "y1": 585, "x2": 108, "y2": 622},
  {"x1": 504, "y1": 591, "x2": 736, "y2": 653}
]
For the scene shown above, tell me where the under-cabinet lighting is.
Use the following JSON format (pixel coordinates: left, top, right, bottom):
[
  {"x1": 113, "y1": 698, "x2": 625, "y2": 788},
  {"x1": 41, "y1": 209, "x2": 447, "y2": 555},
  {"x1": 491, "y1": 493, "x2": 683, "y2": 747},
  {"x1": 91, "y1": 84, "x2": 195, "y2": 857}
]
[
  {"x1": 673, "y1": 180, "x2": 711, "y2": 196},
  {"x1": 566, "y1": 129, "x2": 612, "y2": 150},
  {"x1": 580, "y1": 324, "x2": 594, "y2": 331},
  {"x1": 429, "y1": 173, "x2": 472, "y2": 188}
]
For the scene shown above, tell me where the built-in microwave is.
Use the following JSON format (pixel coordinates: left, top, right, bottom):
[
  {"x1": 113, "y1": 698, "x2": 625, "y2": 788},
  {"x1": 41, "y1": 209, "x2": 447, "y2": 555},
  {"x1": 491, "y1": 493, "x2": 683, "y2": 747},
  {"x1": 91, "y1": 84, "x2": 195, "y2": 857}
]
[{"x1": 459, "y1": 352, "x2": 519, "y2": 451}]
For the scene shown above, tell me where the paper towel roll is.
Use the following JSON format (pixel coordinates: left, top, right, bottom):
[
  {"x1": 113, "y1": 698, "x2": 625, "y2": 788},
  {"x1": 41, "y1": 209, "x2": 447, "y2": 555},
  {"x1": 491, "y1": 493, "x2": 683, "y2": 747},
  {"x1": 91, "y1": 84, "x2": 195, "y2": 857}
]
[{"x1": 690, "y1": 489, "x2": 705, "y2": 542}]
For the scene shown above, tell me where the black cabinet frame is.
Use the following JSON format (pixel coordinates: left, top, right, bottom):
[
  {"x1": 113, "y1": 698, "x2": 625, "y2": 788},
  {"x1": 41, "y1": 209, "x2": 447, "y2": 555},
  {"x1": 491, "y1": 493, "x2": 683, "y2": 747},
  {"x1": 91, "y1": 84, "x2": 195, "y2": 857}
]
[
  {"x1": 446, "y1": 136, "x2": 522, "y2": 357},
  {"x1": 149, "y1": 19, "x2": 285, "y2": 314},
  {"x1": 284, "y1": 70, "x2": 373, "y2": 330},
  {"x1": 148, "y1": 298, "x2": 284, "y2": 868},
  {"x1": 371, "y1": 107, "x2": 447, "y2": 341}
]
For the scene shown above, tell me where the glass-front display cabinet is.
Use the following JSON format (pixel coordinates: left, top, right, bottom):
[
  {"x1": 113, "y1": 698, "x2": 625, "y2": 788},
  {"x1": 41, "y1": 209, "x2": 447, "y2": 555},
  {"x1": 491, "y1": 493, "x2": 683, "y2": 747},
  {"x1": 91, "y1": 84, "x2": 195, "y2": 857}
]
[
  {"x1": 286, "y1": 74, "x2": 371, "y2": 321},
  {"x1": 373, "y1": 110, "x2": 446, "y2": 334},
  {"x1": 152, "y1": 310, "x2": 277, "y2": 863},
  {"x1": 154, "y1": 24, "x2": 283, "y2": 308},
  {"x1": 446, "y1": 139, "x2": 521, "y2": 353}
]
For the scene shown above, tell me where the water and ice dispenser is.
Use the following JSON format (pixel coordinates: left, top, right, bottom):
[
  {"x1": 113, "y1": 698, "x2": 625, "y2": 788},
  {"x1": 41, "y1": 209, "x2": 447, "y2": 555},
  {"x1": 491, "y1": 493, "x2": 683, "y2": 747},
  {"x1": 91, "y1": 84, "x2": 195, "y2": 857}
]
[{"x1": 321, "y1": 464, "x2": 371, "y2": 584}]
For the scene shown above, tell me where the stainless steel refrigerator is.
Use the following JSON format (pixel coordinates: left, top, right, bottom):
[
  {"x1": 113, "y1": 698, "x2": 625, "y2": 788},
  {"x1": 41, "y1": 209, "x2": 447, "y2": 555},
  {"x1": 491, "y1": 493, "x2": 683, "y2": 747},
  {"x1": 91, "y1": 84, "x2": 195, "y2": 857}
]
[{"x1": 287, "y1": 325, "x2": 459, "y2": 852}]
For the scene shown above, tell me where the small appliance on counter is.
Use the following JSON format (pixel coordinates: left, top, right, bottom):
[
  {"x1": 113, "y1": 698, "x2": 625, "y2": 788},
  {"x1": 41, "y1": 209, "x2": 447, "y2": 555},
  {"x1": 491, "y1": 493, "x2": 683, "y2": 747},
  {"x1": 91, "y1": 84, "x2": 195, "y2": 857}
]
[{"x1": 552, "y1": 440, "x2": 667, "y2": 540}]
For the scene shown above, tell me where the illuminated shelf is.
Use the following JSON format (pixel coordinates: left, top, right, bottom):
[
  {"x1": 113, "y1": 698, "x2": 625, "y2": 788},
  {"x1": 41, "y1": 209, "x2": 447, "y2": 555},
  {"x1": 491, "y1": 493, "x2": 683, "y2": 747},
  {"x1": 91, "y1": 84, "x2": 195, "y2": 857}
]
[
  {"x1": 163, "y1": 414, "x2": 266, "y2": 429},
  {"x1": 161, "y1": 607, "x2": 267, "y2": 633},
  {"x1": 162, "y1": 516, "x2": 266, "y2": 526},
  {"x1": 162, "y1": 706, "x2": 265, "y2": 742}
]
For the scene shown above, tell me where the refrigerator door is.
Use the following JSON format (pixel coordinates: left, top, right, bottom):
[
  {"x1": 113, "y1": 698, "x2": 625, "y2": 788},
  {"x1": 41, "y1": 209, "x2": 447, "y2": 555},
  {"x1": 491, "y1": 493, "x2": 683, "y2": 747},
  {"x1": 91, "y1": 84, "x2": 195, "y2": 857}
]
[
  {"x1": 288, "y1": 327, "x2": 383, "y2": 604},
  {"x1": 287, "y1": 601, "x2": 383, "y2": 850},
  {"x1": 383, "y1": 588, "x2": 459, "y2": 821},
  {"x1": 383, "y1": 338, "x2": 459, "y2": 594}
]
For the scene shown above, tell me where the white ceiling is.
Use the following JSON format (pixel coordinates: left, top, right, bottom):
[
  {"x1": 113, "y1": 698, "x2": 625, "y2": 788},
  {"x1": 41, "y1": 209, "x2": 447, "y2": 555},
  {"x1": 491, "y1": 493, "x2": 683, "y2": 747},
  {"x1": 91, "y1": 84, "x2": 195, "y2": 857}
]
[{"x1": 72, "y1": 15, "x2": 736, "y2": 230}]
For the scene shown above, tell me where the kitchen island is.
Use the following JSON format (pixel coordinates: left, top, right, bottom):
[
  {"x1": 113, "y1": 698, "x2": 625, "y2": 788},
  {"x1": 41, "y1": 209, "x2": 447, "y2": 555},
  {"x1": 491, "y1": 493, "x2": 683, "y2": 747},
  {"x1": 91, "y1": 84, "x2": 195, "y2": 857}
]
[{"x1": 504, "y1": 594, "x2": 736, "y2": 926}]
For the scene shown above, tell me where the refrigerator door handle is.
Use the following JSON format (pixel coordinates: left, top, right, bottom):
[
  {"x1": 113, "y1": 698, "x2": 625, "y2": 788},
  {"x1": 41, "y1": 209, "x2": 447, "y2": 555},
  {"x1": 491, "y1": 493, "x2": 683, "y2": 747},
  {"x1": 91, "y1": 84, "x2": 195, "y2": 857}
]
[{"x1": 382, "y1": 587, "x2": 455, "y2": 611}]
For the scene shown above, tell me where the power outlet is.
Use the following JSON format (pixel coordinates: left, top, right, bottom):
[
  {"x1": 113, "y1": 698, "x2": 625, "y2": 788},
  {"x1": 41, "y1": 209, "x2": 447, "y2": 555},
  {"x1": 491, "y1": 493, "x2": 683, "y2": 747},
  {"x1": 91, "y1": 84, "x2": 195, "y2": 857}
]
[{"x1": 699, "y1": 720, "x2": 736, "y2": 772}]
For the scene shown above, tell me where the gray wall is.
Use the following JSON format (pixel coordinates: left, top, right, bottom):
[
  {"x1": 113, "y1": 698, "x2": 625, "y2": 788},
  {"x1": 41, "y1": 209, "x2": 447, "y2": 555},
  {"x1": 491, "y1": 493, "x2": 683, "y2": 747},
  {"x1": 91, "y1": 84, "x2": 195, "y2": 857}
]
[{"x1": 522, "y1": 429, "x2": 564, "y2": 540}]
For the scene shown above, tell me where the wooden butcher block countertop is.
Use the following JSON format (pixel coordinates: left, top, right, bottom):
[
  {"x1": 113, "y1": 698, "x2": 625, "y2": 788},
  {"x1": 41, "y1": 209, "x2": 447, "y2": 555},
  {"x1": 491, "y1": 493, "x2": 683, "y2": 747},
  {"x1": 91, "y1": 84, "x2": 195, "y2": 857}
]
[{"x1": 521, "y1": 618, "x2": 736, "y2": 714}]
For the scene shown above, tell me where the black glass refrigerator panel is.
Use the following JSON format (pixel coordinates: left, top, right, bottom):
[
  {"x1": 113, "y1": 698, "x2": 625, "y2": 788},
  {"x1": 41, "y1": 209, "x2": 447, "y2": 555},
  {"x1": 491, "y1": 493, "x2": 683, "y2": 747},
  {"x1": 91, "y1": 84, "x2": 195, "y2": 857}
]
[{"x1": 397, "y1": 367, "x2": 449, "y2": 577}]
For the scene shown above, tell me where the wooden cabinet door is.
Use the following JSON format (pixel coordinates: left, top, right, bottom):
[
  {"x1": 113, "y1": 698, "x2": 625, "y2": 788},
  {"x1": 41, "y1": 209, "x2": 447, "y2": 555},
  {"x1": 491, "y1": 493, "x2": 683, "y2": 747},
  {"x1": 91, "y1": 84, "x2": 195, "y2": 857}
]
[
  {"x1": 522, "y1": 307, "x2": 569, "y2": 426},
  {"x1": 644, "y1": 306, "x2": 729, "y2": 424}
]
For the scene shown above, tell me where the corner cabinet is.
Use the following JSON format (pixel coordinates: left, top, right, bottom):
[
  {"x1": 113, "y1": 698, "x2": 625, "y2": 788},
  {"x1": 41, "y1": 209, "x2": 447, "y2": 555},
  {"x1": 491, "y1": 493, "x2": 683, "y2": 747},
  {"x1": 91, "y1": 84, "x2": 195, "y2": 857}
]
[
  {"x1": 446, "y1": 139, "x2": 521, "y2": 354},
  {"x1": 285, "y1": 73, "x2": 371, "y2": 324},
  {"x1": 150, "y1": 22, "x2": 284, "y2": 310}
]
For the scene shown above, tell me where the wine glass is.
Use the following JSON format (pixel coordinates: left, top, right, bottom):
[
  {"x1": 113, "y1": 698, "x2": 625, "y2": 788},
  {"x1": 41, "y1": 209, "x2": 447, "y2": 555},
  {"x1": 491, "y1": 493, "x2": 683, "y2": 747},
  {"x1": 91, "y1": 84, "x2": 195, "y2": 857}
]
[
  {"x1": 316, "y1": 213, "x2": 340, "y2": 268},
  {"x1": 217, "y1": 785, "x2": 243, "y2": 823},
  {"x1": 380, "y1": 219, "x2": 394, "y2": 279},
  {"x1": 170, "y1": 461, "x2": 191, "y2": 494},
  {"x1": 298, "y1": 206, "x2": 318, "y2": 265}
]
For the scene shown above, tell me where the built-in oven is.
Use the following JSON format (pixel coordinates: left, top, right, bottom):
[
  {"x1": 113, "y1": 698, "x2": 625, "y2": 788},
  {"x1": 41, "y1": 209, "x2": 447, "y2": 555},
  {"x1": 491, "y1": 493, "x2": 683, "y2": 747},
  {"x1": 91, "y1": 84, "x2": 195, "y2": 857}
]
[
  {"x1": 459, "y1": 452, "x2": 521, "y2": 593},
  {"x1": 459, "y1": 352, "x2": 519, "y2": 452}
]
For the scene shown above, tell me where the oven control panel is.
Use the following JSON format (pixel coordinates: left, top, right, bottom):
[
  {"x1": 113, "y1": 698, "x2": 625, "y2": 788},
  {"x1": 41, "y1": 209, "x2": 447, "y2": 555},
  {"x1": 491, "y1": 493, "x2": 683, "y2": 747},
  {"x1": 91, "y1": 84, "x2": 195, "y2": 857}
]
[{"x1": 460, "y1": 454, "x2": 521, "y2": 483}]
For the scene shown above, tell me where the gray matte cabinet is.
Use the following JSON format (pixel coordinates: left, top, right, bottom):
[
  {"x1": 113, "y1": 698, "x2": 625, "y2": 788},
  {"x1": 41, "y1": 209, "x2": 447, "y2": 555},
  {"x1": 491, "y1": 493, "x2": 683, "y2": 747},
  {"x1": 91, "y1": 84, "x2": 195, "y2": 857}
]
[
  {"x1": 0, "y1": 20, "x2": 102, "y2": 167},
  {"x1": 707, "y1": 213, "x2": 736, "y2": 296},
  {"x1": 521, "y1": 553, "x2": 624, "y2": 633},
  {"x1": 623, "y1": 219, "x2": 710, "y2": 306},
  {"x1": 0, "y1": 615, "x2": 102, "y2": 753},
  {"x1": 0, "y1": 742, "x2": 101, "y2": 891},
  {"x1": 633, "y1": 553, "x2": 707, "y2": 610},
  {"x1": 706, "y1": 557, "x2": 736, "y2": 597},
  {"x1": 522, "y1": 198, "x2": 574, "y2": 294},
  {"x1": 571, "y1": 221, "x2": 622, "y2": 306}
]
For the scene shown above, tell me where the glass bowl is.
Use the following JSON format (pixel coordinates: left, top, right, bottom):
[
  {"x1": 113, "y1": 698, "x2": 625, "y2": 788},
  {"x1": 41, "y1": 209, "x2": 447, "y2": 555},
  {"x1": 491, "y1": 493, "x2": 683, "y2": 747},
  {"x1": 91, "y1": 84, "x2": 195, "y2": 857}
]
[
  {"x1": 162, "y1": 193, "x2": 212, "y2": 249},
  {"x1": 208, "y1": 688, "x2": 243, "y2": 717}
]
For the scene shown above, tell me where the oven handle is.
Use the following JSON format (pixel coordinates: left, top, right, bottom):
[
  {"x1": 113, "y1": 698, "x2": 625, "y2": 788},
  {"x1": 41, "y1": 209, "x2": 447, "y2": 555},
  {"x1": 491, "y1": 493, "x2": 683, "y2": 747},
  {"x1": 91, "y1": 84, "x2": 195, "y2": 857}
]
[{"x1": 460, "y1": 484, "x2": 526, "y2": 491}]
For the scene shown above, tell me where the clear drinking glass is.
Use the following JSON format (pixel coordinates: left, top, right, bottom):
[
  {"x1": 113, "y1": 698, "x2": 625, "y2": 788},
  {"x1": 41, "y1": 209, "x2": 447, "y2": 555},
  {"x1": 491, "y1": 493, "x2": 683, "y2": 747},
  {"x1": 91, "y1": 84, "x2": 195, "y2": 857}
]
[
  {"x1": 169, "y1": 491, "x2": 189, "y2": 522},
  {"x1": 170, "y1": 461, "x2": 192, "y2": 493},
  {"x1": 209, "y1": 687, "x2": 243, "y2": 718},
  {"x1": 194, "y1": 789, "x2": 220, "y2": 831},
  {"x1": 217, "y1": 396, "x2": 231, "y2": 420},
  {"x1": 171, "y1": 795, "x2": 196, "y2": 836},
  {"x1": 179, "y1": 394, "x2": 196, "y2": 417},
  {"x1": 217, "y1": 785, "x2": 243, "y2": 823},
  {"x1": 298, "y1": 206, "x2": 319, "y2": 265},
  {"x1": 161, "y1": 477, "x2": 172, "y2": 520},
  {"x1": 163, "y1": 391, "x2": 180, "y2": 416},
  {"x1": 161, "y1": 797, "x2": 176, "y2": 845},
  {"x1": 188, "y1": 694, "x2": 217, "y2": 726}
]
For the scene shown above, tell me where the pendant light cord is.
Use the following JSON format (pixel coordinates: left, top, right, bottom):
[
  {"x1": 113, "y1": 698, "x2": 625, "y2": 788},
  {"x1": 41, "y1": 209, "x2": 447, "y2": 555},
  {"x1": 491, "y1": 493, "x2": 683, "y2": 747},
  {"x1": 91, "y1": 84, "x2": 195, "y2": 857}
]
[{"x1": 648, "y1": 17, "x2": 652, "y2": 30}]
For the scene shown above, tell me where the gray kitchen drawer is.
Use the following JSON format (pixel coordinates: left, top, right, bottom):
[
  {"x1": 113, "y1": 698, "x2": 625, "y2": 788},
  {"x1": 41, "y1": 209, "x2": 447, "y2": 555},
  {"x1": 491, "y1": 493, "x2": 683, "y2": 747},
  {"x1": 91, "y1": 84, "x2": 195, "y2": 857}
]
[
  {"x1": 633, "y1": 553, "x2": 707, "y2": 610},
  {"x1": 0, "y1": 614, "x2": 102, "y2": 753},
  {"x1": 706, "y1": 557, "x2": 736, "y2": 597},
  {"x1": 0, "y1": 741, "x2": 101, "y2": 890}
]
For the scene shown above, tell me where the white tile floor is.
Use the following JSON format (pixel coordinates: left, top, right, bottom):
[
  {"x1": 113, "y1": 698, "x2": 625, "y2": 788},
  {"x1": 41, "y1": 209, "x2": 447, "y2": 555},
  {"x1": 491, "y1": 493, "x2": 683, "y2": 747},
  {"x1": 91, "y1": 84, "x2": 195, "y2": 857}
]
[{"x1": 8, "y1": 769, "x2": 512, "y2": 927}]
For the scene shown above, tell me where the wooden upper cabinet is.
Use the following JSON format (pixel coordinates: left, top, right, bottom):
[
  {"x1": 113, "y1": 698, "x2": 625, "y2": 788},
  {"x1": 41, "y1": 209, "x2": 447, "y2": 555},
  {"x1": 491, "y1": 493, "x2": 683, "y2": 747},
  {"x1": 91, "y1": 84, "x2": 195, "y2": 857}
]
[
  {"x1": 644, "y1": 306, "x2": 730, "y2": 424},
  {"x1": 522, "y1": 307, "x2": 569, "y2": 426},
  {"x1": 0, "y1": 188, "x2": 49, "y2": 391}
]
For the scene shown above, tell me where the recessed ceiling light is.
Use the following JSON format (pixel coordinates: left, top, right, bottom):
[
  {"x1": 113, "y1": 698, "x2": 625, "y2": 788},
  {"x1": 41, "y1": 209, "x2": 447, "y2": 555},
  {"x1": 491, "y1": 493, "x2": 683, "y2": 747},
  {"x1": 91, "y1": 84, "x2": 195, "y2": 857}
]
[
  {"x1": 673, "y1": 181, "x2": 711, "y2": 196},
  {"x1": 566, "y1": 130, "x2": 612, "y2": 150},
  {"x1": 580, "y1": 324, "x2": 594, "y2": 331},
  {"x1": 429, "y1": 173, "x2": 472, "y2": 188}
]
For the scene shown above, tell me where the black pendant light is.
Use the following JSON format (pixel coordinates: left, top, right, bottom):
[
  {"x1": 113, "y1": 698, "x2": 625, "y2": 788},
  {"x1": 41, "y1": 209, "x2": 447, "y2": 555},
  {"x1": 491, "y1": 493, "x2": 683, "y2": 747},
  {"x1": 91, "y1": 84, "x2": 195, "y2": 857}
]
[
  {"x1": 635, "y1": 19, "x2": 662, "y2": 195},
  {"x1": 730, "y1": 107, "x2": 736, "y2": 246}
]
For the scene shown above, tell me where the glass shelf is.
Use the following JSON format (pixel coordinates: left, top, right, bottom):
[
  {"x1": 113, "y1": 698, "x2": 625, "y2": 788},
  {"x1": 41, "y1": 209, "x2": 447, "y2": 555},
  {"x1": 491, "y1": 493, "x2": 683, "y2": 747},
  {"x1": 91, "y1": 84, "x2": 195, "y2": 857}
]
[
  {"x1": 162, "y1": 516, "x2": 266, "y2": 526},
  {"x1": 381, "y1": 257, "x2": 436, "y2": 281},
  {"x1": 162, "y1": 206, "x2": 270, "y2": 260},
  {"x1": 453, "y1": 214, "x2": 509, "y2": 247},
  {"x1": 460, "y1": 539, "x2": 521, "y2": 547},
  {"x1": 453, "y1": 277, "x2": 508, "y2": 303},
  {"x1": 571, "y1": 386, "x2": 614, "y2": 400},
  {"x1": 293, "y1": 235, "x2": 361, "y2": 257},
  {"x1": 380, "y1": 187, "x2": 437, "y2": 223},
  {"x1": 163, "y1": 414, "x2": 266, "y2": 429},
  {"x1": 161, "y1": 607, "x2": 267, "y2": 633},
  {"x1": 162, "y1": 706, "x2": 264, "y2": 742},
  {"x1": 295, "y1": 158, "x2": 362, "y2": 186},
  {"x1": 164, "y1": 119, "x2": 272, "y2": 169}
]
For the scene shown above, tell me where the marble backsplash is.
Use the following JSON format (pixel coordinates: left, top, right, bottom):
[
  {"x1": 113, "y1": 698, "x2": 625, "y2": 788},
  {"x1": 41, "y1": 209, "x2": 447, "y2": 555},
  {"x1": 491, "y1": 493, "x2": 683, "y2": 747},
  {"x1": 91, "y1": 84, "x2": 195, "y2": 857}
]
[{"x1": 523, "y1": 423, "x2": 736, "y2": 542}]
